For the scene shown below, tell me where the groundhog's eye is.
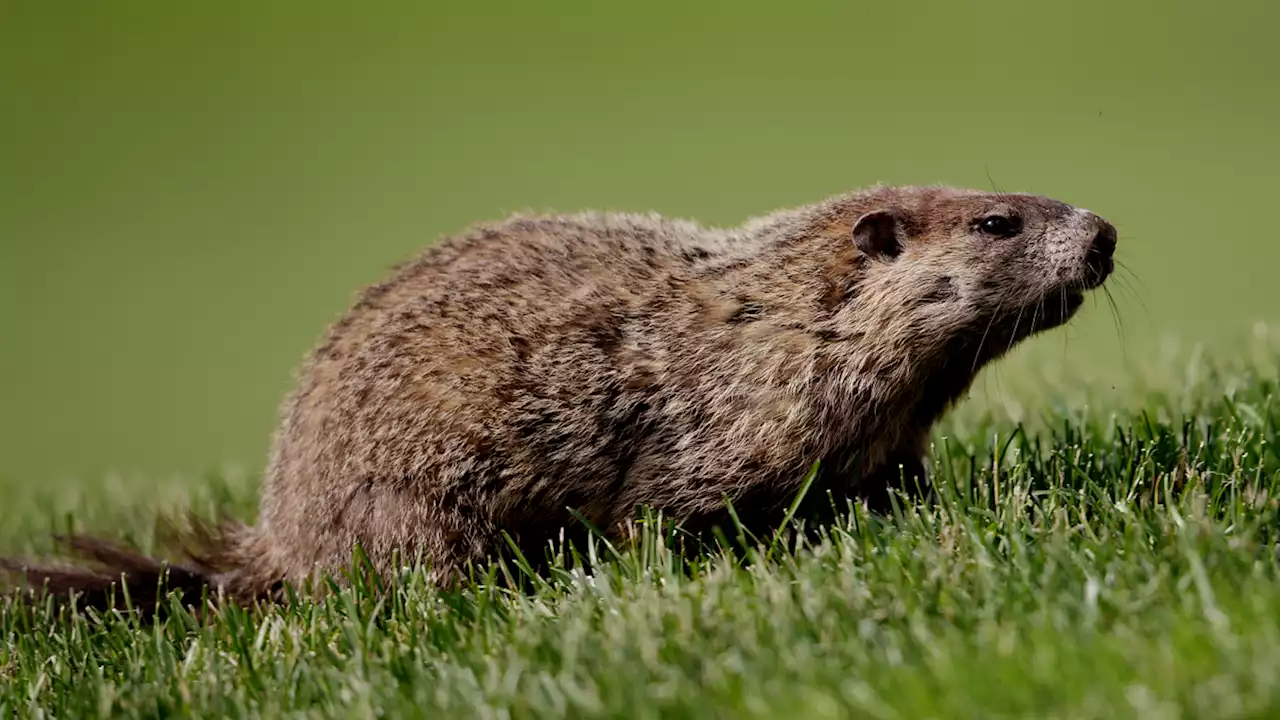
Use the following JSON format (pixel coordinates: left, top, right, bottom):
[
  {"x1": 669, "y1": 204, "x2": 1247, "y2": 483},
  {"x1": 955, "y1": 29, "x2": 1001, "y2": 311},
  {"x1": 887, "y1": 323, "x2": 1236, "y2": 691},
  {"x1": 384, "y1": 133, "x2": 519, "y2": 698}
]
[{"x1": 978, "y1": 215, "x2": 1021, "y2": 238}]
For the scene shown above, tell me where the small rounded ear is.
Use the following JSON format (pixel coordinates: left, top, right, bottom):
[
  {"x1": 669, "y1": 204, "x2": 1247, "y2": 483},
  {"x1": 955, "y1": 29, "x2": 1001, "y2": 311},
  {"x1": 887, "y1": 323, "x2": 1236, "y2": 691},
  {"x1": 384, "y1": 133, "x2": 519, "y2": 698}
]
[{"x1": 852, "y1": 209, "x2": 906, "y2": 260}]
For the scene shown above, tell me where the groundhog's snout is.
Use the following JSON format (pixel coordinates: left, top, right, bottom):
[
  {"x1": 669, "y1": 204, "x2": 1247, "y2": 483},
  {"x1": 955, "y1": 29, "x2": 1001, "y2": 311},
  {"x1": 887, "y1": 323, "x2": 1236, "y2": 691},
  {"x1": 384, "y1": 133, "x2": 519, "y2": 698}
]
[{"x1": 1082, "y1": 214, "x2": 1117, "y2": 288}]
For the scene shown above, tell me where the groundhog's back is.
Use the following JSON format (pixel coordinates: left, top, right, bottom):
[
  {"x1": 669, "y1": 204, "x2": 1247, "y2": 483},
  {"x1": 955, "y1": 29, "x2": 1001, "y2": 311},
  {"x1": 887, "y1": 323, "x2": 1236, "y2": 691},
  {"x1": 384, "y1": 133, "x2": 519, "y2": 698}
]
[{"x1": 254, "y1": 212, "x2": 712, "y2": 566}]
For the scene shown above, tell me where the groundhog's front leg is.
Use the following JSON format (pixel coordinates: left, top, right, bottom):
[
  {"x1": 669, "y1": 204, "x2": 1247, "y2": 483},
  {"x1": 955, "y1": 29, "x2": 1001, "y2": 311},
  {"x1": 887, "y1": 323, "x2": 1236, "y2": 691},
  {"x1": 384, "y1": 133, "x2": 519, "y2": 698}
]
[{"x1": 856, "y1": 448, "x2": 930, "y2": 515}]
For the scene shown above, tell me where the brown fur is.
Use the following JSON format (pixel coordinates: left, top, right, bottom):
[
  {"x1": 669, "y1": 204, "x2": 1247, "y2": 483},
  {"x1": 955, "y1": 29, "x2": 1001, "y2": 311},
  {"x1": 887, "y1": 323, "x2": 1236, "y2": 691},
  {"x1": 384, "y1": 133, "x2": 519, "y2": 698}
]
[{"x1": 1, "y1": 184, "x2": 1117, "y2": 615}]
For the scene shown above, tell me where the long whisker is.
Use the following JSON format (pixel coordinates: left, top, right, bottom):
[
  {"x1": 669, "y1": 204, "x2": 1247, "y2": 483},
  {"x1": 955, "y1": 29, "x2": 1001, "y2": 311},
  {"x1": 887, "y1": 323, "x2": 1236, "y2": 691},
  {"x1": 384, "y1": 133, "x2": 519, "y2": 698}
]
[
  {"x1": 985, "y1": 167, "x2": 1007, "y2": 200},
  {"x1": 1113, "y1": 265, "x2": 1151, "y2": 328},
  {"x1": 1004, "y1": 296, "x2": 1028, "y2": 358},
  {"x1": 1102, "y1": 284, "x2": 1128, "y2": 362},
  {"x1": 971, "y1": 289, "x2": 1009, "y2": 374},
  {"x1": 1060, "y1": 289, "x2": 1072, "y2": 364},
  {"x1": 1104, "y1": 284, "x2": 1126, "y2": 336},
  {"x1": 1114, "y1": 260, "x2": 1149, "y2": 295}
]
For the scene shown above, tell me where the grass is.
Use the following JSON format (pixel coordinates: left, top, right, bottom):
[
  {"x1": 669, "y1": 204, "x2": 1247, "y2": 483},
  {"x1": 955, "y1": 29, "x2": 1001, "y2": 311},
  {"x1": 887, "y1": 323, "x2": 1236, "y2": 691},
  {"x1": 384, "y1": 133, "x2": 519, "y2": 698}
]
[{"x1": 3, "y1": 328, "x2": 1280, "y2": 718}]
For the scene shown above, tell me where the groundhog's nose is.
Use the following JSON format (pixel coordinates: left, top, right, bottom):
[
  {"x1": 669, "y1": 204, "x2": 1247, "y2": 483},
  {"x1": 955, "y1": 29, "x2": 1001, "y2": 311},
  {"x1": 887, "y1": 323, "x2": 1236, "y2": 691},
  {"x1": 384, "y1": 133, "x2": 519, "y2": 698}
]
[
  {"x1": 1091, "y1": 219, "x2": 1117, "y2": 260},
  {"x1": 1082, "y1": 216, "x2": 1117, "y2": 286}
]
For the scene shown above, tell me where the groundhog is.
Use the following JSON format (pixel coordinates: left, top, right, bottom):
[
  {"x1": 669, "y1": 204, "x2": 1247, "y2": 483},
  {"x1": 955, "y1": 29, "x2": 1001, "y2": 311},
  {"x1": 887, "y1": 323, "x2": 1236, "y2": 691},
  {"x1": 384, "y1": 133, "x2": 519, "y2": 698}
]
[{"x1": 2, "y1": 184, "x2": 1116, "y2": 614}]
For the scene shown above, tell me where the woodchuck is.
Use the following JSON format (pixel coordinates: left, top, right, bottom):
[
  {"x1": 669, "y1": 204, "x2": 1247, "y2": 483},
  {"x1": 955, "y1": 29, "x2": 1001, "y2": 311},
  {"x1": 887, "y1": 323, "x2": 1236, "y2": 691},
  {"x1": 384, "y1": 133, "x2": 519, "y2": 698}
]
[{"x1": 2, "y1": 184, "x2": 1117, "y2": 614}]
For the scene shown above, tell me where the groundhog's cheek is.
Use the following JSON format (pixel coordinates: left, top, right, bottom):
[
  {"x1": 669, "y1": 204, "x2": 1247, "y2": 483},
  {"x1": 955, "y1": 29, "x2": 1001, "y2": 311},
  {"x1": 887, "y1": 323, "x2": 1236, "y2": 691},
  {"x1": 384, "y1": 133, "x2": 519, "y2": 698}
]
[{"x1": 978, "y1": 262, "x2": 1036, "y2": 305}]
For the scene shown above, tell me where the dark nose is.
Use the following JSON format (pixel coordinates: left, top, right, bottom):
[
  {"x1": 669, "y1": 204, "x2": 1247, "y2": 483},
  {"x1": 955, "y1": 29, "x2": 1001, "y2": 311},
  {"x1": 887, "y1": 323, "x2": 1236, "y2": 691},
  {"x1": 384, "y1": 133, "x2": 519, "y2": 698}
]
[
  {"x1": 1091, "y1": 220, "x2": 1117, "y2": 260},
  {"x1": 1082, "y1": 216, "x2": 1117, "y2": 287}
]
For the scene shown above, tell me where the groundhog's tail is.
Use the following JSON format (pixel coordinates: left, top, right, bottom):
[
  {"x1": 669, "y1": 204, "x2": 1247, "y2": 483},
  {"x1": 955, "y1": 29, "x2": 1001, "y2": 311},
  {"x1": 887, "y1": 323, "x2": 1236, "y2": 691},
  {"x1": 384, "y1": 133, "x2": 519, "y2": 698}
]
[{"x1": 0, "y1": 515, "x2": 276, "y2": 620}]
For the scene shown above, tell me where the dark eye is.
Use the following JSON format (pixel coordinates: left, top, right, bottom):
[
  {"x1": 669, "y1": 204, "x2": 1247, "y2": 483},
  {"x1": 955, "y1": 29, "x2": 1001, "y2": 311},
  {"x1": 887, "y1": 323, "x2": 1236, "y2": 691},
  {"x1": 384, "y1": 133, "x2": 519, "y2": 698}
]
[{"x1": 978, "y1": 215, "x2": 1020, "y2": 237}]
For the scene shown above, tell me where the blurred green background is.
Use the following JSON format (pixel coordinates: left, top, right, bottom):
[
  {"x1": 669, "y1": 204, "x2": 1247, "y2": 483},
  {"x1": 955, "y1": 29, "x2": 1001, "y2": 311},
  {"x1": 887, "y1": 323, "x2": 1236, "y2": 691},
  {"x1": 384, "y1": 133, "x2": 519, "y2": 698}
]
[{"x1": 1, "y1": 0, "x2": 1277, "y2": 487}]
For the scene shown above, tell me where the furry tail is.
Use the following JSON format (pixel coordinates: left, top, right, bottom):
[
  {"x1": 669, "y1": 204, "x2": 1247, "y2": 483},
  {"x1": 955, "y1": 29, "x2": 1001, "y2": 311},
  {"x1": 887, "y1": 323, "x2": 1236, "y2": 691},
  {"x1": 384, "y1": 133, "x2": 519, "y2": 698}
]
[{"x1": 0, "y1": 515, "x2": 272, "y2": 620}]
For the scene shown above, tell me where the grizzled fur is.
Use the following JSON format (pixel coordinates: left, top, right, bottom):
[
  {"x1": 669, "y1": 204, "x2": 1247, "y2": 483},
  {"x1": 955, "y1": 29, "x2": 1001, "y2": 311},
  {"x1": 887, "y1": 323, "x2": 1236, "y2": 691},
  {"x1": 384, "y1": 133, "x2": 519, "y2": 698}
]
[{"x1": 2, "y1": 185, "x2": 1116, "y2": 614}]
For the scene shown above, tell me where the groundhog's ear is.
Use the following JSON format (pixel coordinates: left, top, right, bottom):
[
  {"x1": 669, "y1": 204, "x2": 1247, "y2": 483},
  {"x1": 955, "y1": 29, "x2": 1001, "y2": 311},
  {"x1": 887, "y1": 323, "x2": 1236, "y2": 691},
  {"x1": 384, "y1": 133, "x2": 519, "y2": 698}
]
[{"x1": 851, "y1": 209, "x2": 906, "y2": 261}]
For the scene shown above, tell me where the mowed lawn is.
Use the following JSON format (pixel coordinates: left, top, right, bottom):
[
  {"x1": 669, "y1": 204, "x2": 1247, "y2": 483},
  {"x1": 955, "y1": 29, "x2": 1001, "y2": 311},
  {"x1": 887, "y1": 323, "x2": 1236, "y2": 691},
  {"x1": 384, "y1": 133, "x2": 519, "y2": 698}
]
[{"x1": 2, "y1": 332, "x2": 1279, "y2": 719}]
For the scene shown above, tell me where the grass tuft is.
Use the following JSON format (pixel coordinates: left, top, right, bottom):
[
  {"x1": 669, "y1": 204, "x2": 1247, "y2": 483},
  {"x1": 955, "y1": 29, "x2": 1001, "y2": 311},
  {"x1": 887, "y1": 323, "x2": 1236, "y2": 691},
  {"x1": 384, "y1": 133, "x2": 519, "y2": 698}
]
[{"x1": 4, "y1": 330, "x2": 1280, "y2": 717}]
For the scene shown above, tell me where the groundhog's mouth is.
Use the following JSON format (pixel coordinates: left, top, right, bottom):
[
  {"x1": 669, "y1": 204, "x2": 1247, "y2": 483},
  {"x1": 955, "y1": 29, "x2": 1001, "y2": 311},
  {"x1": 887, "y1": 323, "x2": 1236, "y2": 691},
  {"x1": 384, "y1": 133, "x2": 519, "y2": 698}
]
[
  {"x1": 1082, "y1": 258, "x2": 1114, "y2": 290},
  {"x1": 1028, "y1": 286, "x2": 1086, "y2": 332},
  {"x1": 966, "y1": 285, "x2": 1089, "y2": 362},
  {"x1": 1037, "y1": 255, "x2": 1112, "y2": 331}
]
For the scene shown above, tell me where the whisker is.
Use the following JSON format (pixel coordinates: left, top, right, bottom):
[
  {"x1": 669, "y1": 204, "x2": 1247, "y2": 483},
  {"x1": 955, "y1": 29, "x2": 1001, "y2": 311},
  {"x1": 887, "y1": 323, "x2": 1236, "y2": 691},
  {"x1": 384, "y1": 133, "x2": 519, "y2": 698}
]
[
  {"x1": 1102, "y1": 284, "x2": 1128, "y2": 362},
  {"x1": 1004, "y1": 298, "x2": 1028, "y2": 358},
  {"x1": 1111, "y1": 266, "x2": 1151, "y2": 329},
  {"x1": 1060, "y1": 300, "x2": 1072, "y2": 363},
  {"x1": 1114, "y1": 260, "x2": 1149, "y2": 292},
  {"x1": 971, "y1": 290, "x2": 1009, "y2": 374},
  {"x1": 985, "y1": 167, "x2": 1008, "y2": 200}
]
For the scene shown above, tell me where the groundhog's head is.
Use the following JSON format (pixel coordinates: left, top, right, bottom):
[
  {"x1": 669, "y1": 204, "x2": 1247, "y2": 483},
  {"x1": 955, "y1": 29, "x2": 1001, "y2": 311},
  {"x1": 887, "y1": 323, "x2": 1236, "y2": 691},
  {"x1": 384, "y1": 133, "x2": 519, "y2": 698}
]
[{"x1": 848, "y1": 187, "x2": 1116, "y2": 356}]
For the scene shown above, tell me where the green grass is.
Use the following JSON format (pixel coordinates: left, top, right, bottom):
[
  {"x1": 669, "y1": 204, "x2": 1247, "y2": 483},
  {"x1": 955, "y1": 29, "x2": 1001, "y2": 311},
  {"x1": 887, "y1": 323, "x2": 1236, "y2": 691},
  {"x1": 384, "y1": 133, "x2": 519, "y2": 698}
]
[{"x1": 3, "y1": 331, "x2": 1280, "y2": 718}]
